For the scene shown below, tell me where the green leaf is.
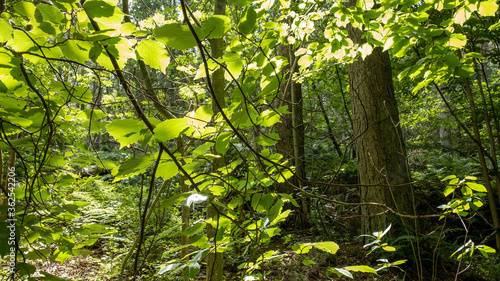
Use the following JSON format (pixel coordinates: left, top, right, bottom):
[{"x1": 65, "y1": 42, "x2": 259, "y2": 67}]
[
  {"x1": 0, "y1": 18, "x2": 13, "y2": 42},
  {"x1": 453, "y1": 7, "x2": 470, "y2": 25},
  {"x1": 186, "y1": 262, "x2": 201, "y2": 279},
  {"x1": 14, "y1": 2, "x2": 36, "y2": 18},
  {"x1": 392, "y1": 37, "x2": 410, "y2": 58},
  {"x1": 158, "y1": 263, "x2": 182, "y2": 275},
  {"x1": 302, "y1": 258, "x2": 316, "y2": 265},
  {"x1": 183, "y1": 222, "x2": 206, "y2": 236},
  {"x1": 442, "y1": 175, "x2": 457, "y2": 181},
  {"x1": 216, "y1": 131, "x2": 232, "y2": 155},
  {"x1": 188, "y1": 105, "x2": 213, "y2": 128},
  {"x1": 106, "y1": 119, "x2": 145, "y2": 149},
  {"x1": 344, "y1": 265, "x2": 377, "y2": 274},
  {"x1": 112, "y1": 155, "x2": 155, "y2": 182},
  {"x1": 382, "y1": 246, "x2": 396, "y2": 251},
  {"x1": 292, "y1": 243, "x2": 313, "y2": 254},
  {"x1": 259, "y1": 109, "x2": 282, "y2": 127},
  {"x1": 157, "y1": 159, "x2": 179, "y2": 180},
  {"x1": 298, "y1": 55, "x2": 313, "y2": 68},
  {"x1": 83, "y1": 0, "x2": 124, "y2": 28},
  {"x1": 478, "y1": 1, "x2": 498, "y2": 17},
  {"x1": 333, "y1": 268, "x2": 353, "y2": 278},
  {"x1": 227, "y1": 59, "x2": 244, "y2": 79},
  {"x1": 160, "y1": 192, "x2": 192, "y2": 209},
  {"x1": 155, "y1": 23, "x2": 202, "y2": 50},
  {"x1": 466, "y1": 182, "x2": 487, "y2": 192},
  {"x1": 136, "y1": 39, "x2": 170, "y2": 73},
  {"x1": 443, "y1": 54, "x2": 460, "y2": 68},
  {"x1": 7, "y1": 30, "x2": 38, "y2": 52},
  {"x1": 256, "y1": 133, "x2": 280, "y2": 146},
  {"x1": 52, "y1": 248, "x2": 73, "y2": 264},
  {"x1": 448, "y1": 34, "x2": 467, "y2": 49},
  {"x1": 202, "y1": 16, "x2": 231, "y2": 39},
  {"x1": 76, "y1": 109, "x2": 108, "y2": 120},
  {"x1": 153, "y1": 118, "x2": 190, "y2": 142},
  {"x1": 238, "y1": 6, "x2": 257, "y2": 34},
  {"x1": 35, "y1": 3, "x2": 65, "y2": 24},
  {"x1": 17, "y1": 262, "x2": 36, "y2": 276},
  {"x1": 443, "y1": 185, "x2": 456, "y2": 197},
  {"x1": 312, "y1": 241, "x2": 340, "y2": 255},
  {"x1": 58, "y1": 40, "x2": 92, "y2": 64},
  {"x1": 251, "y1": 193, "x2": 275, "y2": 212}
]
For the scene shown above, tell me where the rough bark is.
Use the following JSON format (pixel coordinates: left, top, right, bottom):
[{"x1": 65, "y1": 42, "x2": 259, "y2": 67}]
[{"x1": 347, "y1": 26, "x2": 413, "y2": 236}]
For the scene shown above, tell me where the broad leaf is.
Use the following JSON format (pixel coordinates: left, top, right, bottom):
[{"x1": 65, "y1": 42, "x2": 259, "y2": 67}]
[
  {"x1": 112, "y1": 155, "x2": 155, "y2": 182},
  {"x1": 160, "y1": 192, "x2": 192, "y2": 209},
  {"x1": 312, "y1": 241, "x2": 340, "y2": 254},
  {"x1": 0, "y1": 18, "x2": 13, "y2": 42},
  {"x1": 155, "y1": 23, "x2": 203, "y2": 50},
  {"x1": 344, "y1": 265, "x2": 377, "y2": 274},
  {"x1": 153, "y1": 118, "x2": 190, "y2": 142},
  {"x1": 466, "y1": 182, "x2": 487, "y2": 192},
  {"x1": 478, "y1": 1, "x2": 498, "y2": 17},
  {"x1": 216, "y1": 131, "x2": 232, "y2": 155},
  {"x1": 157, "y1": 159, "x2": 179, "y2": 180},
  {"x1": 202, "y1": 16, "x2": 231, "y2": 39},
  {"x1": 136, "y1": 39, "x2": 170, "y2": 73},
  {"x1": 83, "y1": 0, "x2": 124, "y2": 29},
  {"x1": 182, "y1": 222, "x2": 206, "y2": 236},
  {"x1": 238, "y1": 6, "x2": 257, "y2": 34},
  {"x1": 106, "y1": 119, "x2": 145, "y2": 149}
]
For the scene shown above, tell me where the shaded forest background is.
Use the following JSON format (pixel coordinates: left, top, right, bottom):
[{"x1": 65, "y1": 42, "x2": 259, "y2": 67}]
[{"x1": 1, "y1": 0, "x2": 500, "y2": 280}]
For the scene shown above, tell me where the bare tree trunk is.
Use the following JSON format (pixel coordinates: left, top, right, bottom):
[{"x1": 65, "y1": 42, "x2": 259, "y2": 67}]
[
  {"x1": 275, "y1": 42, "x2": 309, "y2": 228},
  {"x1": 346, "y1": 11, "x2": 414, "y2": 237}
]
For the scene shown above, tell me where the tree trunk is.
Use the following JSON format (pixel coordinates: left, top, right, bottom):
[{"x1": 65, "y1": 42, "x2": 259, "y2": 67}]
[
  {"x1": 275, "y1": 42, "x2": 309, "y2": 228},
  {"x1": 347, "y1": 26, "x2": 414, "y2": 236}
]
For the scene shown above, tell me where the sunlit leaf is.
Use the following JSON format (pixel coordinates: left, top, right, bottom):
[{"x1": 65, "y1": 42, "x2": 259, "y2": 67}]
[
  {"x1": 202, "y1": 15, "x2": 231, "y2": 39},
  {"x1": 333, "y1": 268, "x2": 353, "y2": 278},
  {"x1": 344, "y1": 265, "x2": 377, "y2": 274},
  {"x1": 160, "y1": 193, "x2": 192, "y2": 209},
  {"x1": 153, "y1": 118, "x2": 190, "y2": 142},
  {"x1": 216, "y1": 131, "x2": 232, "y2": 155},
  {"x1": 315, "y1": 241, "x2": 339, "y2": 254},
  {"x1": 0, "y1": 18, "x2": 13, "y2": 42},
  {"x1": 136, "y1": 39, "x2": 170, "y2": 73},
  {"x1": 112, "y1": 155, "x2": 155, "y2": 182},
  {"x1": 106, "y1": 119, "x2": 145, "y2": 149},
  {"x1": 238, "y1": 6, "x2": 257, "y2": 34},
  {"x1": 448, "y1": 34, "x2": 467, "y2": 49},
  {"x1": 466, "y1": 182, "x2": 487, "y2": 192},
  {"x1": 478, "y1": 1, "x2": 498, "y2": 17},
  {"x1": 155, "y1": 23, "x2": 203, "y2": 50}
]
